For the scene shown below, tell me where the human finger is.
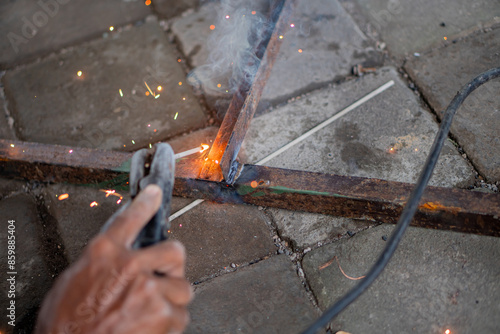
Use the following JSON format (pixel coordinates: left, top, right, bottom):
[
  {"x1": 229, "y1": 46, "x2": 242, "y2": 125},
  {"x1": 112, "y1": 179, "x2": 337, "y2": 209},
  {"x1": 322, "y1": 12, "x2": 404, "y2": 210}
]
[
  {"x1": 105, "y1": 184, "x2": 162, "y2": 246},
  {"x1": 134, "y1": 240, "x2": 186, "y2": 278},
  {"x1": 153, "y1": 276, "x2": 193, "y2": 306}
]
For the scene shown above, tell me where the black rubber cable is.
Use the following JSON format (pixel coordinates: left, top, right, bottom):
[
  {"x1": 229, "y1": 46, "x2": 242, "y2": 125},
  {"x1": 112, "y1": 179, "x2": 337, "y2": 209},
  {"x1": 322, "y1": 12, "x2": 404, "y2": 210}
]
[{"x1": 301, "y1": 67, "x2": 500, "y2": 334}]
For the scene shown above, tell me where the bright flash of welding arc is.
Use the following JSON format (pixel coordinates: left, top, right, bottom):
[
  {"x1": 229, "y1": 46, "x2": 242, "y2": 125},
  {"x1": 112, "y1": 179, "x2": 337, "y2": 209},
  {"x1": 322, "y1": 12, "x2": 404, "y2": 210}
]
[{"x1": 200, "y1": 144, "x2": 210, "y2": 152}]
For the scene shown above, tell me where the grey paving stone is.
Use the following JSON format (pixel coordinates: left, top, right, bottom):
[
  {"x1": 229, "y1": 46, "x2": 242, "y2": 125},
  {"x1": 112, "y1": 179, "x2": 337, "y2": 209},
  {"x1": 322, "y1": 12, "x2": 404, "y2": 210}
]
[
  {"x1": 171, "y1": 2, "x2": 219, "y2": 69},
  {"x1": 4, "y1": 18, "x2": 206, "y2": 151},
  {"x1": 241, "y1": 66, "x2": 474, "y2": 248},
  {"x1": 302, "y1": 224, "x2": 500, "y2": 333},
  {"x1": 169, "y1": 201, "x2": 277, "y2": 282},
  {"x1": 406, "y1": 28, "x2": 500, "y2": 182},
  {"x1": 0, "y1": 194, "x2": 54, "y2": 333},
  {"x1": 0, "y1": 0, "x2": 151, "y2": 69},
  {"x1": 0, "y1": 87, "x2": 15, "y2": 140},
  {"x1": 42, "y1": 183, "x2": 131, "y2": 263},
  {"x1": 173, "y1": 0, "x2": 382, "y2": 114},
  {"x1": 186, "y1": 255, "x2": 319, "y2": 333},
  {"x1": 154, "y1": 0, "x2": 198, "y2": 19},
  {"x1": 0, "y1": 177, "x2": 26, "y2": 200},
  {"x1": 350, "y1": 0, "x2": 500, "y2": 57}
]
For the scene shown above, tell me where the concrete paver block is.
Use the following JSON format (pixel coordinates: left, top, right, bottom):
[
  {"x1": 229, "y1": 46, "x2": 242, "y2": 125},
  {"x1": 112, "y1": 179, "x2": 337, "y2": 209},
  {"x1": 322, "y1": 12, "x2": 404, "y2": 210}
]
[
  {"x1": 154, "y1": 0, "x2": 198, "y2": 19},
  {"x1": 42, "y1": 183, "x2": 131, "y2": 263},
  {"x1": 350, "y1": 0, "x2": 500, "y2": 57},
  {"x1": 186, "y1": 255, "x2": 319, "y2": 333},
  {"x1": 0, "y1": 88, "x2": 15, "y2": 140},
  {"x1": 241, "y1": 67, "x2": 474, "y2": 248},
  {"x1": 4, "y1": 18, "x2": 206, "y2": 151},
  {"x1": 0, "y1": 194, "x2": 54, "y2": 333},
  {"x1": 169, "y1": 201, "x2": 277, "y2": 282},
  {"x1": 0, "y1": 0, "x2": 151, "y2": 69},
  {"x1": 302, "y1": 224, "x2": 500, "y2": 333},
  {"x1": 406, "y1": 28, "x2": 500, "y2": 182},
  {"x1": 173, "y1": 0, "x2": 382, "y2": 113}
]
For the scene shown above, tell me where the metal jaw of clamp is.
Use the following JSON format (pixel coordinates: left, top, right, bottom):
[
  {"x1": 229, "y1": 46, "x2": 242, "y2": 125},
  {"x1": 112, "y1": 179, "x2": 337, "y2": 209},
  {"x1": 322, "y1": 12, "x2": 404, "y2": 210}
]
[{"x1": 130, "y1": 143, "x2": 175, "y2": 249}]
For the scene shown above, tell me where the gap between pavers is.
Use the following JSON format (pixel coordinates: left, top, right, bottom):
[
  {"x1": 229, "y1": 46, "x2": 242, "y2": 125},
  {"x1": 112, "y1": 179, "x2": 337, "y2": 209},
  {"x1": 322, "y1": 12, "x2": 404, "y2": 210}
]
[
  {"x1": 168, "y1": 201, "x2": 277, "y2": 283},
  {"x1": 3, "y1": 17, "x2": 206, "y2": 151},
  {"x1": 302, "y1": 224, "x2": 500, "y2": 333},
  {"x1": 186, "y1": 255, "x2": 321, "y2": 334},
  {"x1": 406, "y1": 27, "x2": 500, "y2": 182},
  {"x1": 0, "y1": 0, "x2": 151, "y2": 69},
  {"x1": 349, "y1": 0, "x2": 500, "y2": 58},
  {"x1": 241, "y1": 66, "x2": 475, "y2": 249},
  {"x1": 172, "y1": 0, "x2": 383, "y2": 115},
  {"x1": 0, "y1": 194, "x2": 55, "y2": 333}
]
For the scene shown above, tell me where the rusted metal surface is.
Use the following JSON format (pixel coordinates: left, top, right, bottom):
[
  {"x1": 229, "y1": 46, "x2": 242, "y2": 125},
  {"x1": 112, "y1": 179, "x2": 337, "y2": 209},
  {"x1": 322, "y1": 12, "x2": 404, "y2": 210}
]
[
  {"x1": 199, "y1": 0, "x2": 291, "y2": 182},
  {"x1": 4, "y1": 139, "x2": 498, "y2": 237},
  {"x1": 220, "y1": 0, "x2": 295, "y2": 183}
]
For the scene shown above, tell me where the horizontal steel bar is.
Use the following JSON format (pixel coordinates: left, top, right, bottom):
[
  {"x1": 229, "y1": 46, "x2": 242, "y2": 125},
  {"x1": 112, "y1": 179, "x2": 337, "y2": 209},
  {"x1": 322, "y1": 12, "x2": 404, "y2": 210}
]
[{"x1": 1, "y1": 139, "x2": 499, "y2": 237}]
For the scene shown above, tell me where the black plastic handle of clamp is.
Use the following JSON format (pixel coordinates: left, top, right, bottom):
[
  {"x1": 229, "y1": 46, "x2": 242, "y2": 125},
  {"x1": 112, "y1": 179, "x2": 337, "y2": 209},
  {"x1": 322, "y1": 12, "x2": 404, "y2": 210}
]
[{"x1": 130, "y1": 143, "x2": 175, "y2": 249}]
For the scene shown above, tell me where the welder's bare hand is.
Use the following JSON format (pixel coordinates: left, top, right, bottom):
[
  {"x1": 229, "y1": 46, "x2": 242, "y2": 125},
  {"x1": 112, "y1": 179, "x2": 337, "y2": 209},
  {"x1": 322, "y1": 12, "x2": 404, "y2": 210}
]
[{"x1": 35, "y1": 185, "x2": 192, "y2": 334}]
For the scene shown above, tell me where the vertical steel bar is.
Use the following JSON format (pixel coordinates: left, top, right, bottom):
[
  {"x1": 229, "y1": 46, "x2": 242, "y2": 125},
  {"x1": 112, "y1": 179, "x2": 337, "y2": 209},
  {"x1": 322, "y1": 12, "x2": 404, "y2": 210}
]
[{"x1": 199, "y1": 0, "x2": 292, "y2": 182}]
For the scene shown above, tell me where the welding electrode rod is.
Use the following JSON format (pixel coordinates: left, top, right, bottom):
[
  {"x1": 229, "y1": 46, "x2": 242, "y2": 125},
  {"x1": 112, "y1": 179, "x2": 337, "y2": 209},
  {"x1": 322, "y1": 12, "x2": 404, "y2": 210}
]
[{"x1": 174, "y1": 146, "x2": 204, "y2": 159}]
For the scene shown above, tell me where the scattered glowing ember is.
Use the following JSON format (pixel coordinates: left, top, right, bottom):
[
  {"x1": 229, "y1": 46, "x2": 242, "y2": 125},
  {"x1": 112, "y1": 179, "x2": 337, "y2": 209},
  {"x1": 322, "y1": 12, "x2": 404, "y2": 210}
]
[
  {"x1": 251, "y1": 181, "x2": 258, "y2": 188},
  {"x1": 154, "y1": 129, "x2": 157, "y2": 132},
  {"x1": 444, "y1": 36, "x2": 448, "y2": 40},
  {"x1": 182, "y1": 97, "x2": 186, "y2": 101},
  {"x1": 90, "y1": 201, "x2": 99, "y2": 207},
  {"x1": 415, "y1": 148, "x2": 418, "y2": 152},
  {"x1": 177, "y1": 58, "x2": 182, "y2": 62},
  {"x1": 225, "y1": 15, "x2": 230, "y2": 19},
  {"x1": 155, "y1": 94, "x2": 160, "y2": 99},
  {"x1": 119, "y1": 89, "x2": 123, "y2": 97},
  {"x1": 210, "y1": 25, "x2": 215, "y2": 30},
  {"x1": 117, "y1": 198, "x2": 122, "y2": 204},
  {"x1": 10, "y1": 144, "x2": 14, "y2": 148},
  {"x1": 174, "y1": 112, "x2": 179, "y2": 120},
  {"x1": 145, "y1": 0, "x2": 151, "y2": 5},
  {"x1": 179, "y1": 224, "x2": 183, "y2": 227},
  {"x1": 445, "y1": 330, "x2": 451, "y2": 334},
  {"x1": 178, "y1": 81, "x2": 183, "y2": 86},
  {"x1": 157, "y1": 85, "x2": 162, "y2": 91},
  {"x1": 145, "y1": 91, "x2": 150, "y2": 96},
  {"x1": 69, "y1": 149, "x2": 73, "y2": 153},
  {"x1": 148, "y1": 124, "x2": 151, "y2": 127},
  {"x1": 103, "y1": 189, "x2": 116, "y2": 197},
  {"x1": 298, "y1": 49, "x2": 303, "y2": 53},
  {"x1": 131, "y1": 140, "x2": 135, "y2": 144},
  {"x1": 144, "y1": 81, "x2": 155, "y2": 96},
  {"x1": 200, "y1": 144, "x2": 210, "y2": 152},
  {"x1": 251, "y1": 10, "x2": 256, "y2": 15},
  {"x1": 109, "y1": 26, "x2": 114, "y2": 31},
  {"x1": 217, "y1": 83, "x2": 222, "y2": 88},
  {"x1": 290, "y1": 23, "x2": 295, "y2": 27},
  {"x1": 77, "y1": 71, "x2": 82, "y2": 77},
  {"x1": 149, "y1": 143, "x2": 152, "y2": 149},
  {"x1": 279, "y1": 35, "x2": 283, "y2": 39},
  {"x1": 58, "y1": 194, "x2": 69, "y2": 201}
]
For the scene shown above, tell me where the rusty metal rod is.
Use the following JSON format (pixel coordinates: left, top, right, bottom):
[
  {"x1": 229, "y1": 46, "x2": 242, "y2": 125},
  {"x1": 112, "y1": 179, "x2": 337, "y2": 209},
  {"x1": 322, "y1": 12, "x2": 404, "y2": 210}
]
[
  {"x1": 1, "y1": 139, "x2": 499, "y2": 237},
  {"x1": 220, "y1": 0, "x2": 295, "y2": 183},
  {"x1": 199, "y1": 0, "x2": 292, "y2": 182}
]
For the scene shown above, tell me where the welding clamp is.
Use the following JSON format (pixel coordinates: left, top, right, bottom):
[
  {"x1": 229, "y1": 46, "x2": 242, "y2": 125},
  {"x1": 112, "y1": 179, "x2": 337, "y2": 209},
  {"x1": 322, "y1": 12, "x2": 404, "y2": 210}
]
[{"x1": 129, "y1": 143, "x2": 175, "y2": 249}]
